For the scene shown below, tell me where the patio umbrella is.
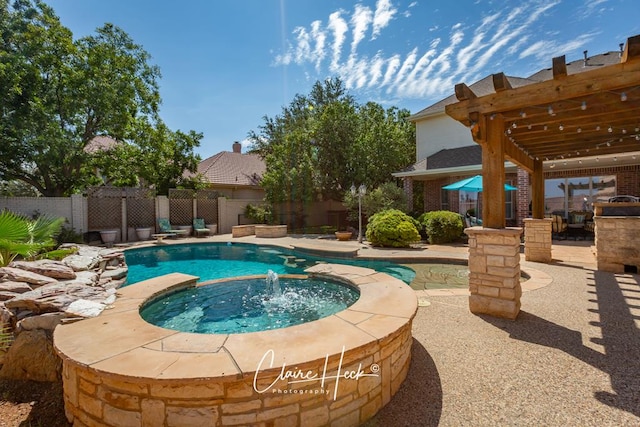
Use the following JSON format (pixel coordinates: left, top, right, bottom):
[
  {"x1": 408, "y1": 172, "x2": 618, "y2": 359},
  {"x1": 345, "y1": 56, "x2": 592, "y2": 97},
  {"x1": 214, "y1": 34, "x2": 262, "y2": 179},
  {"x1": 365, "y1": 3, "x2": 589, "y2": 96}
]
[
  {"x1": 442, "y1": 175, "x2": 517, "y2": 222},
  {"x1": 442, "y1": 175, "x2": 517, "y2": 192}
]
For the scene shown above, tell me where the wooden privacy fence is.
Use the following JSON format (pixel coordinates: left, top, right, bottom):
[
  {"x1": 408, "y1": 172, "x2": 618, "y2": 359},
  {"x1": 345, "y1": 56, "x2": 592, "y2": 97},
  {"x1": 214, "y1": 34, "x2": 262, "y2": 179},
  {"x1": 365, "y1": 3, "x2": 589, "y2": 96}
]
[
  {"x1": 196, "y1": 189, "x2": 219, "y2": 225},
  {"x1": 87, "y1": 186, "x2": 122, "y2": 231},
  {"x1": 126, "y1": 188, "x2": 156, "y2": 228}
]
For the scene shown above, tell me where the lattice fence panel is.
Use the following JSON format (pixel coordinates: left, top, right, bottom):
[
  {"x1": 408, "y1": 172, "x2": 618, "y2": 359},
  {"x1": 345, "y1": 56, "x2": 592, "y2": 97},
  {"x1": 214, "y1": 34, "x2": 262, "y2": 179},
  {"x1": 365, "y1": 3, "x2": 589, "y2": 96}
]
[
  {"x1": 196, "y1": 190, "x2": 219, "y2": 224},
  {"x1": 126, "y1": 188, "x2": 156, "y2": 228},
  {"x1": 169, "y1": 189, "x2": 194, "y2": 225},
  {"x1": 87, "y1": 186, "x2": 122, "y2": 230}
]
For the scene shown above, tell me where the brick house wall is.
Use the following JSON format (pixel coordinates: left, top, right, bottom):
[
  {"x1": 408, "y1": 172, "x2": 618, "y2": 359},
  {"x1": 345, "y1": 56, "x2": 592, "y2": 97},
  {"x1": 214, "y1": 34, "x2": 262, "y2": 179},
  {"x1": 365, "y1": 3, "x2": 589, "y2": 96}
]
[{"x1": 417, "y1": 164, "x2": 639, "y2": 226}]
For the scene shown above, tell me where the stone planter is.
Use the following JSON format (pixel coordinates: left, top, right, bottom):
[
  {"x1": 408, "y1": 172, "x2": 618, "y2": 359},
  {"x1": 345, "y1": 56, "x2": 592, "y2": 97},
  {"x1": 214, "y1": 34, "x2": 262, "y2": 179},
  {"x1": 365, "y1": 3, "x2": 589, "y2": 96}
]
[
  {"x1": 335, "y1": 231, "x2": 353, "y2": 241},
  {"x1": 135, "y1": 227, "x2": 152, "y2": 241},
  {"x1": 206, "y1": 224, "x2": 217, "y2": 234},
  {"x1": 99, "y1": 230, "x2": 118, "y2": 246}
]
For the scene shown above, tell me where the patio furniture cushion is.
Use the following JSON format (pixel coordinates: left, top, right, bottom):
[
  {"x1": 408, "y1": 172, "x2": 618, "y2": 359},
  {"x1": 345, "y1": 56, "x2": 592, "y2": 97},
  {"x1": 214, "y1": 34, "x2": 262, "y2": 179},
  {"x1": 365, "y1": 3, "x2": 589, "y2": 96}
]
[
  {"x1": 193, "y1": 218, "x2": 210, "y2": 237},
  {"x1": 158, "y1": 218, "x2": 183, "y2": 234}
]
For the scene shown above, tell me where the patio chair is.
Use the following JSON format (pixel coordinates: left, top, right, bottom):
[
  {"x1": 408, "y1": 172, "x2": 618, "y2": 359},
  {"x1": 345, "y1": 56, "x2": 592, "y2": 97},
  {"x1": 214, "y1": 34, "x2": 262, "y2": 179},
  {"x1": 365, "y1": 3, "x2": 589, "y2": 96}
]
[
  {"x1": 193, "y1": 218, "x2": 210, "y2": 237},
  {"x1": 157, "y1": 218, "x2": 187, "y2": 237},
  {"x1": 550, "y1": 214, "x2": 567, "y2": 239}
]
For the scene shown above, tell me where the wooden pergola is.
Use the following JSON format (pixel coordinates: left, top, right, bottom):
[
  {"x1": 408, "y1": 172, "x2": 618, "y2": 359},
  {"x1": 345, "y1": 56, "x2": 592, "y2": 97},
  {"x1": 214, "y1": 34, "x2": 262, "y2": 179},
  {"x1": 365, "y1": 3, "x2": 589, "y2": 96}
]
[{"x1": 445, "y1": 34, "x2": 640, "y2": 228}]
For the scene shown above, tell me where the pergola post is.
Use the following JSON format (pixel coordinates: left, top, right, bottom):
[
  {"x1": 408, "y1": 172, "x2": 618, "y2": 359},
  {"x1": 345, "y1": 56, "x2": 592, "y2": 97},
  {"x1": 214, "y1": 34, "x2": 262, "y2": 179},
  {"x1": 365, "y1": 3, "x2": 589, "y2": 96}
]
[
  {"x1": 531, "y1": 159, "x2": 545, "y2": 219},
  {"x1": 523, "y1": 157, "x2": 553, "y2": 263},
  {"x1": 481, "y1": 115, "x2": 506, "y2": 229}
]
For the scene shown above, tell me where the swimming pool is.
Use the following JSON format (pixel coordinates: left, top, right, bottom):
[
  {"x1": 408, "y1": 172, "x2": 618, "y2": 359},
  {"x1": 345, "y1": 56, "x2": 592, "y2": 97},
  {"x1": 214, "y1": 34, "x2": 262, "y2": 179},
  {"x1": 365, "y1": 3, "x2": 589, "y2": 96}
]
[{"x1": 124, "y1": 242, "x2": 417, "y2": 285}]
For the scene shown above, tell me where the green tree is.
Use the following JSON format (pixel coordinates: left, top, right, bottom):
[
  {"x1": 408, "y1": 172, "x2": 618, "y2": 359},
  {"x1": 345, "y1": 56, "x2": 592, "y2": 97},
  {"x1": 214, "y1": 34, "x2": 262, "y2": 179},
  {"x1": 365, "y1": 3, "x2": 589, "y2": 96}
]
[
  {"x1": 92, "y1": 118, "x2": 205, "y2": 194},
  {"x1": 249, "y1": 77, "x2": 415, "y2": 212},
  {"x1": 0, "y1": 0, "x2": 200, "y2": 196},
  {"x1": 343, "y1": 182, "x2": 408, "y2": 220}
]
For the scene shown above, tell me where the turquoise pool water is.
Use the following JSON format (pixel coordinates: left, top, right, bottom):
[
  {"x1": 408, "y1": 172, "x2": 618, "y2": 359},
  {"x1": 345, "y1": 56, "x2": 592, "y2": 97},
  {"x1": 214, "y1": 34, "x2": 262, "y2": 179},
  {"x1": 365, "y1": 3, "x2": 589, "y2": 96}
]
[
  {"x1": 124, "y1": 242, "x2": 416, "y2": 285},
  {"x1": 140, "y1": 276, "x2": 360, "y2": 334}
]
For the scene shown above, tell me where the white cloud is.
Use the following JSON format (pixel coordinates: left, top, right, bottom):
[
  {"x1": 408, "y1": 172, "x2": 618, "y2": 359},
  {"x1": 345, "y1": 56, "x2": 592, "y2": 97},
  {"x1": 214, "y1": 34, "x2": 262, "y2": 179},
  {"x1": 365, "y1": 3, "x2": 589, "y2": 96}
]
[
  {"x1": 327, "y1": 11, "x2": 348, "y2": 72},
  {"x1": 351, "y1": 4, "x2": 373, "y2": 53},
  {"x1": 372, "y1": 0, "x2": 397, "y2": 39},
  {"x1": 273, "y1": 0, "x2": 607, "y2": 102}
]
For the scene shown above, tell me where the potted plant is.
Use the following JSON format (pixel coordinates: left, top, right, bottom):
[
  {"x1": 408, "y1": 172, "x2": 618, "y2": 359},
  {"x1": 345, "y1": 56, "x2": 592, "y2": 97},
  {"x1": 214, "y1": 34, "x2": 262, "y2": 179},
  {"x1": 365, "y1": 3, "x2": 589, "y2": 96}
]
[
  {"x1": 135, "y1": 226, "x2": 152, "y2": 240},
  {"x1": 335, "y1": 229, "x2": 353, "y2": 241}
]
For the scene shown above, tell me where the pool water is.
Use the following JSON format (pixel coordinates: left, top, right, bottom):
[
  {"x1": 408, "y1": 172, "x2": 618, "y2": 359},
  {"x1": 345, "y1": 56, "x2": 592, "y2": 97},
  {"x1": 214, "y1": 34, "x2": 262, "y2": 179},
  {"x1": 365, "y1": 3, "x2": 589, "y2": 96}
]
[
  {"x1": 124, "y1": 242, "x2": 416, "y2": 285},
  {"x1": 140, "y1": 276, "x2": 360, "y2": 334}
]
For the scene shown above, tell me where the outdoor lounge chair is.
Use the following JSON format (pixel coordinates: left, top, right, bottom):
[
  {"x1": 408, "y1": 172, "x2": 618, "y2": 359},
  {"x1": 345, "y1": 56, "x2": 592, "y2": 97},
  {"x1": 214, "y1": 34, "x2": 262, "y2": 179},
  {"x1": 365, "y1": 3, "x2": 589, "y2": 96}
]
[
  {"x1": 157, "y1": 218, "x2": 188, "y2": 237},
  {"x1": 193, "y1": 218, "x2": 210, "y2": 237}
]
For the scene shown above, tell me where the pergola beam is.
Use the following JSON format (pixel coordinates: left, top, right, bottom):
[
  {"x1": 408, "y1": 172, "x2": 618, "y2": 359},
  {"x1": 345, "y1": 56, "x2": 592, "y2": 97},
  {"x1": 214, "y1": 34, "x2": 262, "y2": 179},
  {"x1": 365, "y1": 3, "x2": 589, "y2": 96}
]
[
  {"x1": 445, "y1": 55, "x2": 640, "y2": 121},
  {"x1": 493, "y1": 72, "x2": 512, "y2": 91},
  {"x1": 552, "y1": 55, "x2": 567, "y2": 79}
]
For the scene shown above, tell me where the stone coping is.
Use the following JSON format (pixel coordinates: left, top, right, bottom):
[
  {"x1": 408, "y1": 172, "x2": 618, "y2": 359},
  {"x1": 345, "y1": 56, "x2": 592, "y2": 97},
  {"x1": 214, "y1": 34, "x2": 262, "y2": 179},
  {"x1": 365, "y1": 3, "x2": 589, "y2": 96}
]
[{"x1": 53, "y1": 264, "x2": 417, "y2": 381}]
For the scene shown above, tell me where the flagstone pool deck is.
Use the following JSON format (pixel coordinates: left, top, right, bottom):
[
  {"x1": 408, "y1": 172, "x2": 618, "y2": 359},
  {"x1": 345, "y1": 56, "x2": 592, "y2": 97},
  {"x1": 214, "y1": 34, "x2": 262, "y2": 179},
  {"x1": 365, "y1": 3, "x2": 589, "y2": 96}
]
[{"x1": 118, "y1": 235, "x2": 639, "y2": 426}]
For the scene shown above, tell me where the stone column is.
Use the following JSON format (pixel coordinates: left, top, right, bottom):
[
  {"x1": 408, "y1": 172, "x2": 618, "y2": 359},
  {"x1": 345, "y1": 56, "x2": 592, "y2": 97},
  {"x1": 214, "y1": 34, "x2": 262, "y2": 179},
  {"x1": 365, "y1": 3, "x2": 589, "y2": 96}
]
[
  {"x1": 523, "y1": 218, "x2": 552, "y2": 263},
  {"x1": 465, "y1": 227, "x2": 523, "y2": 320}
]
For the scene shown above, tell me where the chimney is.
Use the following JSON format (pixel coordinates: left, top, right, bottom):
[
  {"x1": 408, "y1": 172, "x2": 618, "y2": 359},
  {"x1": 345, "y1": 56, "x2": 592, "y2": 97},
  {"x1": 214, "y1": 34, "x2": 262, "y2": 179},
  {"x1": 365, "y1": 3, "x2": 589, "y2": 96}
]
[
  {"x1": 232, "y1": 141, "x2": 242, "y2": 153},
  {"x1": 619, "y1": 43, "x2": 624, "y2": 57},
  {"x1": 583, "y1": 50, "x2": 588, "y2": 67}
]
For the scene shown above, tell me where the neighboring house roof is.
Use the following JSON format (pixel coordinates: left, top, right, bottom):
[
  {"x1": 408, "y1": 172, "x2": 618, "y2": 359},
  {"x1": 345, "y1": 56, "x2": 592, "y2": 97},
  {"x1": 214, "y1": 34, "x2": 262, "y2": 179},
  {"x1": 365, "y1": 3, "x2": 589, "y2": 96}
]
[
  {"x1": 84, "y1": 135, "x2": 119, "y2": 153},
  {"x1": 427, "y1": 145, "x2": 482, "y2": 170},
  {"x1": 408, "y1": 50, "x2": 623, "y2": 123},
  {"x1": 398, "y1": 144, "x2": 482, "y2": 175},
  {"x1": 408, "y1": 75, "x2": 537, "y2": 121},
  {"x1": 196, "y1": 151, "x2": 265, "y2": 187},
  {"x1": 526, "y1": 50, "x2": 621, "y2": 81}
]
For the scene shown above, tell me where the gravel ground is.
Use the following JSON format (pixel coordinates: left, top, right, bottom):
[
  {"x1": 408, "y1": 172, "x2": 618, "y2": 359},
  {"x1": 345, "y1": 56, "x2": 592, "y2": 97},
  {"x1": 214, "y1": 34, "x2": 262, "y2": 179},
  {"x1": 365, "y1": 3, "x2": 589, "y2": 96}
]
[{"x1": 367, "y1": 260, "x2": 640, "y2": 426}]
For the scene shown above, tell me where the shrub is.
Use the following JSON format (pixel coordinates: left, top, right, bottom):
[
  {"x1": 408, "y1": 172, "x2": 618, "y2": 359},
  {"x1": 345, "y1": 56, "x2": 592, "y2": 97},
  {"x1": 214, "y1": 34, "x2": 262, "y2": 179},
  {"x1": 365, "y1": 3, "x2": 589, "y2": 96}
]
[
  {"x1": 420, "y1": 210, "x2": 464, "y2": 244},
  {"x1": 245, "y1": 203, "x2": 273, "y2": 224},
  {"x1": 365, "y1": 209, "x2": 421, "y2": 247}
]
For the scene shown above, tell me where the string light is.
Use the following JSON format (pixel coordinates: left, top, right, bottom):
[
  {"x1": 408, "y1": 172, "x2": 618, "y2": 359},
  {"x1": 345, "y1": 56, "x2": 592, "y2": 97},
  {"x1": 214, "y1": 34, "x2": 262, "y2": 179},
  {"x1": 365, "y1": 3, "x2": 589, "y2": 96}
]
[
  {"x1": 559, "y1": 124, "x2": 564, "y2": 131},
  {"x1": 608, "y1": 126, "x2": 613, "y2": 133},
  {"x1": 512, "y1": 122, "x2": 517, "y2": 129},
  {"x1": 520, "y1": 111, "x2": 527, "y2": 118},
  {"x1": 548, "y1": 105, "x2": 554, "y2": 115},
  {"x1": 621, "y1": 92, "x2": 628, "y2": 101},
  {"x1": 596, "y1": 126, "x2": 601, "y2": 131},
  {"x1": 581, "y1": 101, "x2": 587, "y2": 110}
]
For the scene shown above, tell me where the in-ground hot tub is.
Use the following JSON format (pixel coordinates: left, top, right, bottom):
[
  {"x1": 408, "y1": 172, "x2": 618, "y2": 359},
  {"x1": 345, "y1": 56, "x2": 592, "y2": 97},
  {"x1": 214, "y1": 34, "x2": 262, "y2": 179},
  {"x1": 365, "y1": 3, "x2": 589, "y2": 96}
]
[{"x1": 54, "y1": 264, "x2": 417, "y2": 427}]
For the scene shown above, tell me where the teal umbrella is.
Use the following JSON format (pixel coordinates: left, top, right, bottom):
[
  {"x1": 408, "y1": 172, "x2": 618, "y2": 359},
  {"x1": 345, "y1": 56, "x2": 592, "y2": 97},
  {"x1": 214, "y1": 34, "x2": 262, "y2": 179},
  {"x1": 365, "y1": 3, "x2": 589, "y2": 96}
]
[
  {"x1": 442, "y1": 175, "x2": 517, "y2": 223},
  {"x1": 442, "y1": 175, "x2": 517, "y2": 192}
]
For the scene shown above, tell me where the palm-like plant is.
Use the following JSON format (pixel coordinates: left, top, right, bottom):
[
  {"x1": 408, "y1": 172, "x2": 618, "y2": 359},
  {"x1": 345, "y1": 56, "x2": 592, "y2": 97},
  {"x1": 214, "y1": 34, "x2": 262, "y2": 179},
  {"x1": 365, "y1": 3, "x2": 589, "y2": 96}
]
[{"x1": 0, "y1": 210, "x2": 65, "y2": 266}]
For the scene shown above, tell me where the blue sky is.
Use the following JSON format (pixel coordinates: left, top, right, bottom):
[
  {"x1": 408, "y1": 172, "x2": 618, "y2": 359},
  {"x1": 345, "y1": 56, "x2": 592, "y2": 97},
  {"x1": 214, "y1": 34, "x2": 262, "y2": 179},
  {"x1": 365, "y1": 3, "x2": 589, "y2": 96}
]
[{"x1": 46, "y1": 0, "x2": 639, "y2": 159}]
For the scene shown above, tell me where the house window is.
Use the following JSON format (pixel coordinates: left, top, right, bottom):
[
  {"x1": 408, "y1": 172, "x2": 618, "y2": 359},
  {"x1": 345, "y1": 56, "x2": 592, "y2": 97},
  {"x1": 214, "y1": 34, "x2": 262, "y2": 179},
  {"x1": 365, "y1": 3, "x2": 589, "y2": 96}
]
[
  {"x1": 440, "y1": 188, "x2": 450, "y2": 211},
  {"x1": 505, "y1": 180, "x2": 514, "y2": 220},
  {"x1": 459, "y1": 190, "x2": 477, "y2": 217},
  {"x1": 544, "y1": 175, "x2": 616, "y2": 217}
]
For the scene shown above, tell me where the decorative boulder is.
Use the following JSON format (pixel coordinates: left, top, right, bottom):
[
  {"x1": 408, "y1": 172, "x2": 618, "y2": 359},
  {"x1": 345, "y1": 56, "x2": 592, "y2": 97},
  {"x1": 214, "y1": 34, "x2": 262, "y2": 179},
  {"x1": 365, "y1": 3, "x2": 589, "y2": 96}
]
[{"x1": 0, "y1": 329, "x2": 61, "y2": 382}]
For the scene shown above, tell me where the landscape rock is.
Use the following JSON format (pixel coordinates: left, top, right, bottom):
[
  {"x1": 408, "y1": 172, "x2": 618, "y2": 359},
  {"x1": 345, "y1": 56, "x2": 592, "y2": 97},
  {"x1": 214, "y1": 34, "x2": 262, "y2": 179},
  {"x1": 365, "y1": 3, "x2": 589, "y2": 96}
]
[
  {"x1": 9, "y1": 260, "x2": 76, "y2": 280},
  {"x1": 100, "y1": 266, "x2": 128, "y2": 281},
  {"x1": 17, "y1": 312, "x2": 68, "y2": 332},
  {"x1": 5, "y1": 283, "x2": 110, "y2": 314},
  {"x1": 0, "y1": 302, "x2": 12, "y2": 327},
  {"x1": 0, "y1": 329, "x2": 61, "y2": 382},
  {"x1": 0, "y1": 267, "x2": 57, "y2": 287},
  {"x1": 64, "y1": 299, "x2": 105, "y2": 318},
  {"x1": 60, "y1": 271, "x2": 100, "y2": 287},
  {"x1": 63, "y1": 254, "x2": 100, "y2": 272},
  {"x1": 0, "y1": 291, "x2": 21, "y2": 302},
  {"x1": 0, "y1": 281, "x2": 33, "y2": 294}
]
